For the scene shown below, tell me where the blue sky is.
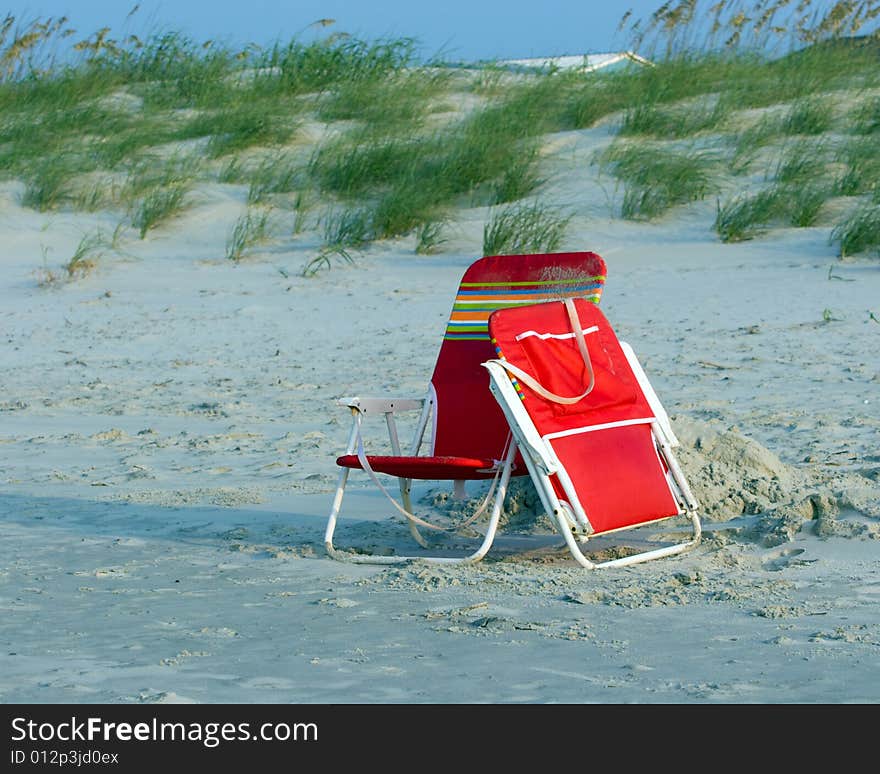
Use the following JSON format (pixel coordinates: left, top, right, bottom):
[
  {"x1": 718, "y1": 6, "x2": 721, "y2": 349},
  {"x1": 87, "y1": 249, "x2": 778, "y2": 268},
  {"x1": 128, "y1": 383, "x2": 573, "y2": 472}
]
[{"x1": 5, "y1": 0, "x2": 673, "y2": 62}]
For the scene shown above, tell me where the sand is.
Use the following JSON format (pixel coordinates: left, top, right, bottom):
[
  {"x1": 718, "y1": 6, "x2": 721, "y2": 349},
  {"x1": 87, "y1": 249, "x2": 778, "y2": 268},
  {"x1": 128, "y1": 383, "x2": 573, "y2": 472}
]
[{"x1": 1, "y1": 115, "x2": 879, "y2": 704}]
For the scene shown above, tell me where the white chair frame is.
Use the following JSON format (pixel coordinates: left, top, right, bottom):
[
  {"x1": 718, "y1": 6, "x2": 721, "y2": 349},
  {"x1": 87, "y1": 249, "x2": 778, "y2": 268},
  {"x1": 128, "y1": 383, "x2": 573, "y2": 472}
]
[
  {"x1": 482, "y1": 341, "x2": 701, "y2": 569},
  {"x1": 323, "y1": 395, "x2": 519, "y2": 565}
]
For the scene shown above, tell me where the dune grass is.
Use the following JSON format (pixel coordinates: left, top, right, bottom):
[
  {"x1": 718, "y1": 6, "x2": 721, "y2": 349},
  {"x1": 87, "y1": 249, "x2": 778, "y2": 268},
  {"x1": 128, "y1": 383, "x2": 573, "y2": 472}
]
[
  {"x1": 415, "y1": 219, "x2": 449, "y2": 254},
  {"x1": 713, "y1": 132, "x2": 875, "y2": 242},
  {"x1": 123, "y1": 154, "x2": 201, "y2": 237},
  {"x1": 788, "y1": 185, "x2": 830, "y2": 227},
  {"x1": 305, "y1": 76, "x2": 563, "y2": 243},
  {"x1": 300, "y1": 207, "x2": 367, "y2": 274},
  {"x1": 491, "y1": 150, "x2": 545, "y2": 204},
  {"x1": 289, "y1": 191, "x2": 313, "y2": 235},
  {"x1": 131, "y1": 184, "x2": 190, "y2": 238},
  {"x1": 772, "y1": 140, "x2": 828, "y2": 184},
  {"x1": 36, "y1": 227, "x2": 116, "y2": 285},
  {"x1": 834, "y1": 136, "x2": 880, "y2": 196},
  {"x1": 618, "y1": 98, "x2": 730, "y2": 139},
  {"x1": 0, "y1": 16, "x2": 420, "y2": 221},
  {"x1": 482, "y1": 201, "x2": 570, "y2": 256},
  {"x1": 19, "y1": 156, "x2": 77, "y2": 211},
  {"x1": 307, "y1": 133, "x2": 416, "y2": 199},
  {"x1": 316, "y1": 68, "x2": 452, "y2": 130},
  {"x1": 831, "y1": 202, "x2": 880, "y2": 257},
  {"x1": 65, "y1": 229, "x2": 110, "y2": 278},
  {"x1": 301, "y1": 245, "x2": 356, "y2": 276},
  {"x1": 245, "y1": 152, "x2": 302, "y2": 204},
  {"x1": 225, "y1": 208, "x2": 272, "y2": 261},
  {"x1": 852, "y1": 96, "x2": 880, "y2": 134},
  {"x1": 598, "y1": 142, "x2": 719, "y2": 220},
  {"x1": 194, "y1": 109, "x2": 298, "y2": 159},
  {"x1": 714, "y1": 182, "x2": 831, "y2": 242},
  {"x1": 781, "y1": 97, "x2": 834, "y2": 136},
  {"x1": 4, "y1": 2, "x2": 880, "y2": 267},
  {"x1": 321, "y1": 207, "x2": 373, "y2": 250}
]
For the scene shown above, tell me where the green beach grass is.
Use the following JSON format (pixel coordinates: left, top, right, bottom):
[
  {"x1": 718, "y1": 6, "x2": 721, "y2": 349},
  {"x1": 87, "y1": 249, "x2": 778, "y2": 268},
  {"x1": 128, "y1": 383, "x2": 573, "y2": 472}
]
[{"x1": 2, "y1": 1, "x2": 880, "y2": 275}]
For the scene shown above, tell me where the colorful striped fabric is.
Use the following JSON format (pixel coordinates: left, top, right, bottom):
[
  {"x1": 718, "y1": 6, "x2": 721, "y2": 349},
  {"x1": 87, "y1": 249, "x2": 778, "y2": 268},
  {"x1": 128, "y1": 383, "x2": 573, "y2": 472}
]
[
  {"x1": 444, "y1": 276, "x2": 605, "y2": 341},
  {"x1": 490, "y1": 338, "x2": 526, "y2": 401}
]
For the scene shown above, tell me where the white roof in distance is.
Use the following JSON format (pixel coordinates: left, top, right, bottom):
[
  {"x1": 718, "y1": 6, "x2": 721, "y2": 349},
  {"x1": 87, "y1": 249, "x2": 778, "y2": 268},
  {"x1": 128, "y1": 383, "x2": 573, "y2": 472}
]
[{"x1": 495, "y1": 51, "x2": 653, "y2": 72}]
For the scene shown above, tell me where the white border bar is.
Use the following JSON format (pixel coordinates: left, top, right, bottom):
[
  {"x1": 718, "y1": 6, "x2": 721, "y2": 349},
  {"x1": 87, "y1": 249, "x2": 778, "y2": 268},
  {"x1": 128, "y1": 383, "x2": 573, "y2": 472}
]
[{"x1": 542, "y1": 416, "x2": 655, "y2": 442}]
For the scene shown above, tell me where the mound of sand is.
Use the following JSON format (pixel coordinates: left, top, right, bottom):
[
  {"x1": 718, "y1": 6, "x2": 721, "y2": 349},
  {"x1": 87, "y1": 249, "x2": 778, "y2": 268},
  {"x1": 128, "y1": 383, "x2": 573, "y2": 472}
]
[
  {"x1": 424, "y1": 414, "x2": 880, "y2": 547},
  {"x1": 672, "y1": 415, "x2": 880, "y2": 545}
]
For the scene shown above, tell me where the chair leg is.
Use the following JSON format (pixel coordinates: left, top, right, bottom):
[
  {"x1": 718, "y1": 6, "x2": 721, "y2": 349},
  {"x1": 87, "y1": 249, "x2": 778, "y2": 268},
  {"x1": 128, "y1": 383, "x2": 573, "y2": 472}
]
[
  {"x1": 323, "y1": 419, "x2": 363, "y2": 559},
  {"x1": 553, "y1": 508, "x2": 702, "y2": 569},
  {"x1": 384, "y1": 410, "x2": 429, "y2": 549},
  {"x1": 399, "y1": 478, "x2": 429, "y2": 548},
  {"x1": 324, "y1": 456, "x2": 418, "y2": 565},
  {"x1": 324, "y1": 408, "x2": 428, "y2": 560}
]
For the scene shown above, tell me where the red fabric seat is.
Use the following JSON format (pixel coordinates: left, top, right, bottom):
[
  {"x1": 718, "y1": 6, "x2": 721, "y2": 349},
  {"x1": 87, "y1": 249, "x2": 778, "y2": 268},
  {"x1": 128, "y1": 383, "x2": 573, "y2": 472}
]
[
  {"x1": 335, "y1": 454, "x2": 504, "y2": 480},
  {"x1": 487, "y1": 298, "x2": 681, "y2": 536}
]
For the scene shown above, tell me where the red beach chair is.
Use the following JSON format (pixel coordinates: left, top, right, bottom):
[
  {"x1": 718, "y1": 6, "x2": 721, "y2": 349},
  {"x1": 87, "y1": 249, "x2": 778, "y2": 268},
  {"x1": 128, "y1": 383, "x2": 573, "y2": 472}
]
[
  {"x1": 483, "y1": 297, "x2": 701, "y2": 568},
  {"x1": 324, "y1": 251, "x2": 607, "y2": 564}
]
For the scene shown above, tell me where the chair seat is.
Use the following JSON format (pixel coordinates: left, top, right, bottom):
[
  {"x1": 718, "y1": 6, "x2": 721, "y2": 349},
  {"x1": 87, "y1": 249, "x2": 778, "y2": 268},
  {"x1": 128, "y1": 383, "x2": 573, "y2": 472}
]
[{"x1": 336, "y1": 454, "x2": 514, "y2": 480}]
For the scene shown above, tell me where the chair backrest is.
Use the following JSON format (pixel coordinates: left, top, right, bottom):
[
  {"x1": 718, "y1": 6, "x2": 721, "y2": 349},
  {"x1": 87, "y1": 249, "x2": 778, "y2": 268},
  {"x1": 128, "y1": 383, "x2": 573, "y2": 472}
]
[
  {"x1": 487, "y1": 297, "x2": 680, "y2": 534},
  {"x1": 429, "y1": 251, "x2": 606, "y2": 462}
]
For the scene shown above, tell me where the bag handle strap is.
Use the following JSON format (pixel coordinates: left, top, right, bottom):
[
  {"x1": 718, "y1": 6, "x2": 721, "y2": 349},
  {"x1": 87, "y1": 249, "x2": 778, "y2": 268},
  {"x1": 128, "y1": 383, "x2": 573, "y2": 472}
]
[{"x1": 492, "y1": 298, "x2": 595, "y2": 405}]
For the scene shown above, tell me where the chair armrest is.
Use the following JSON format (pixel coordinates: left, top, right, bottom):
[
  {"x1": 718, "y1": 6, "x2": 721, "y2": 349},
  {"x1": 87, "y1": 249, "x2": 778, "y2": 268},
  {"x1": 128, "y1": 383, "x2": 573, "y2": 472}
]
[
  {"x1": 338, "y1": 396, "x2": 426, "y2": 415},
  {"x1": 338, "y1": 395, "x2": 432, "y2": 458}
]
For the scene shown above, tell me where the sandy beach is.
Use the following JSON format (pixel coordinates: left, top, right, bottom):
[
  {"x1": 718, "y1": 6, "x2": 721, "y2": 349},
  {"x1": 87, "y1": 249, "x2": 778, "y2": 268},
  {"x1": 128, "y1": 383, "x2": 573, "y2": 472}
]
[{"x1": 2, "y1": 22, "x2": 880, "y2": 702}]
